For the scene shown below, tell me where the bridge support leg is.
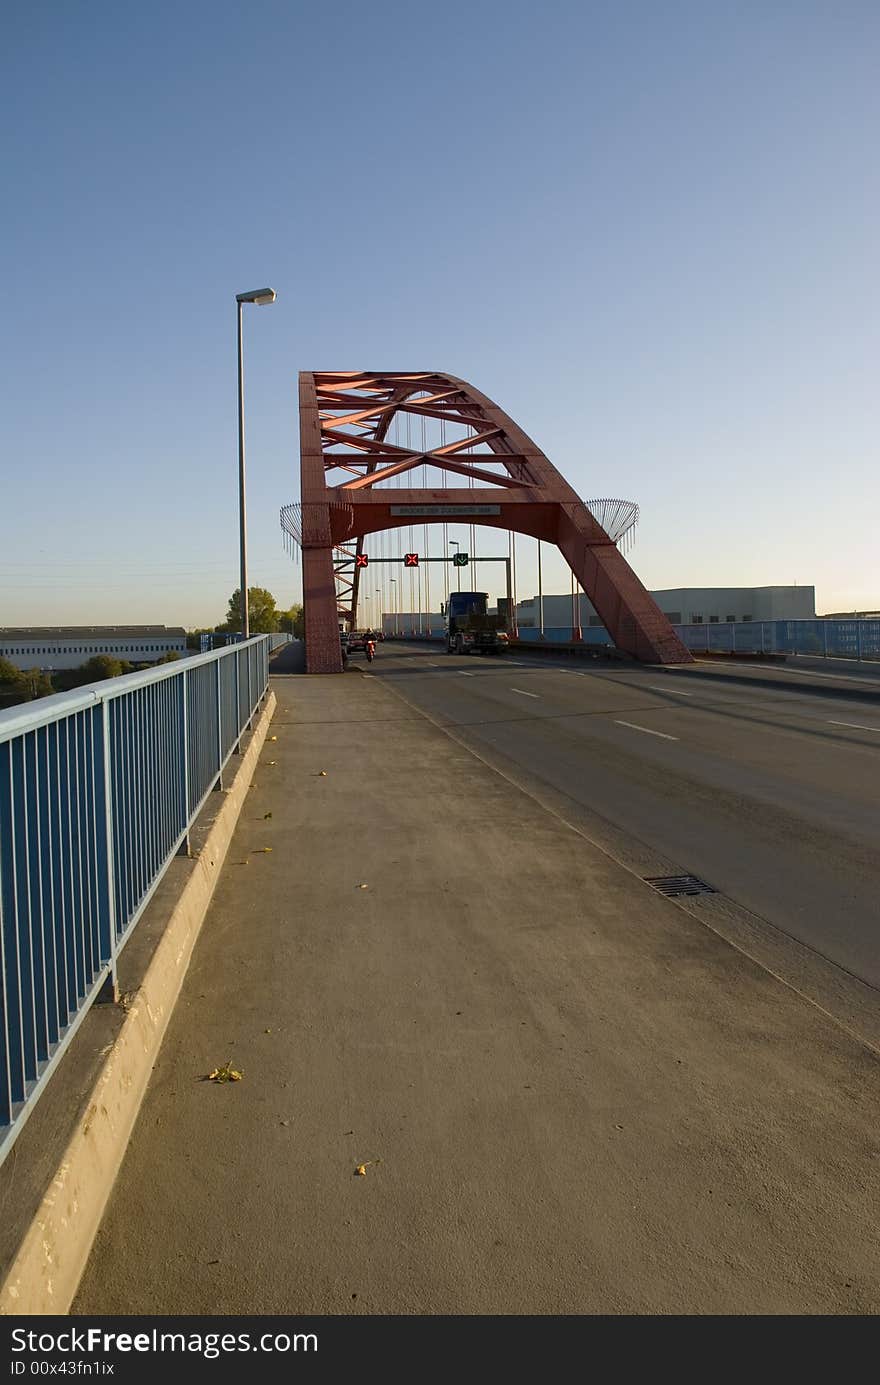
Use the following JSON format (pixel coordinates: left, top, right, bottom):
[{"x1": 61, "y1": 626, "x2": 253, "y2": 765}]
[
  {"x1": 303, "y1": 544, "x2": 344, "y2": 673},
  {"x1": 557, "y1": 505, "x2": 692, "y2": 664}
]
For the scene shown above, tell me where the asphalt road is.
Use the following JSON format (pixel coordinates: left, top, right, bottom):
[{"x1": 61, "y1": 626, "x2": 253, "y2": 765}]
[{"x1": 367, "y1": 643, "x2": 880, "y2": 989}]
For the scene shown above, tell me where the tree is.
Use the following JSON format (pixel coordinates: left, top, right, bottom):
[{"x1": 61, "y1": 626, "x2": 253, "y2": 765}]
[
  {"x1": 23, "y1": 669, "x2": 55, "y2": 699},
  {"x1": 0, "y1": 658, "x2": 24, "y2": 686},
  {"x1": 83, "y1": 655, "x2": 126, "y2": 681},
  {"x1": 224, "y1": 586, "x2": 280, "y2": 634},
  {"x1": 0, "y1": 661, "x2": 54, "y2": 705},
  {"x1": 279, "y1": 603, "x2": 304, "y2": 638}
]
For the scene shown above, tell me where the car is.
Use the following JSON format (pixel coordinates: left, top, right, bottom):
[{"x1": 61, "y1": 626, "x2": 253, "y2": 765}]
[{"x1": 347, "y1": 631, "x2": 367, "y2": 652}]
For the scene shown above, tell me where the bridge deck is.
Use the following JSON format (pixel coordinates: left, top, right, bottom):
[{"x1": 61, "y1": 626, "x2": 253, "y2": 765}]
[{"x1": 73, "y1": 655, "x2": 880, "y2": 1314}]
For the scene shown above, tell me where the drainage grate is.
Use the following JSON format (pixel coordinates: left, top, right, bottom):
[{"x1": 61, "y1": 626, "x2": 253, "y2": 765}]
[{"x1": 644, "y1": 874, "x2": 716, "y2": 898}]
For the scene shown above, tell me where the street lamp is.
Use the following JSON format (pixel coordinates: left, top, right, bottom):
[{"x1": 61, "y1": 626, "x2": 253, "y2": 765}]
[
  {"x1": 376, "y1": 588, "x2": 382, "y2": 637},
  {"x1": 448, "y1": 539, "x2": 461, "y2": 591},
  {"x1": 236, "y1": 287, "x2": 276, "y2": 639},
  {"x1": 390, "y1": 577, "x2": 399, "y2": 636}
]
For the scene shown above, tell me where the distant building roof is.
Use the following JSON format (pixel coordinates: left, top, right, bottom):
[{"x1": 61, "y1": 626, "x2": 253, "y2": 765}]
[{"x1": 0, "y1": 626, "x2": 187, "y2": 639}]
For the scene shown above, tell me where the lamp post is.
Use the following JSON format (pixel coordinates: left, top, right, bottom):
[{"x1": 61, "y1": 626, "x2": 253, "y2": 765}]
[
  {"x1": 236, "y1": 287, "x2": 276, "y2": 639},
  {"x1": 448, "y1": 539, "x2": 460, "y2": 591},
  {"x1": 390, "y1": 578, "x2": 399, "y2": 636},
  {"x1": 376, "y1": 588, "x2": 382, "y2": 637}
]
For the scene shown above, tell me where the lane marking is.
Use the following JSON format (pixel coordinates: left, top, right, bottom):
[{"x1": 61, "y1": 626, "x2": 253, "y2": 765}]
[
  {"x1": 697, "y1": 660, "x2": 878, "y2": 687},
  {"x1": 614, "y1": 720, "x2": 679, "y2": 741},
  {"x1": 648, "y1": 684, "x2": 693, "y2": 697},
  {"x1": 458, "y1": 670, "x2": 478, "y2": 677},
  {"x1": 828, "y1": 720, "x2": 880, "y2": 733},
  {"x1": 511, "y1": 687, "x2": 540, "y2": 698}
]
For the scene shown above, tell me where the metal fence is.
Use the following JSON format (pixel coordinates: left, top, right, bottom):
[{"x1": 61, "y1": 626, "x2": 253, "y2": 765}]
[
  {"x1": 200, "y1": 631, "x2": 292, "y2": 653},
  {"x1": 514, "y1": 619, "x2": 880, "y2": 661},
  {"x1": 673, "y1": 618, "x2": 880, "y2": 660},
  {"x1": 0, "y1": 637, "x2": 273, "y2": 1163}
]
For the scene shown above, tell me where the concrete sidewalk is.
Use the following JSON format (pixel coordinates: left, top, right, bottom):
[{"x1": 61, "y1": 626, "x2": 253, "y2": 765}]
[{"x1": 73, "y1": 666, "x2": 880, "y2": 1314}]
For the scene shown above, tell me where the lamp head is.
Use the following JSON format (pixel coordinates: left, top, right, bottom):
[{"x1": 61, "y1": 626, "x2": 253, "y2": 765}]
[{"x1": 236, "y1": 288, "x2": 276, "y2": 305}]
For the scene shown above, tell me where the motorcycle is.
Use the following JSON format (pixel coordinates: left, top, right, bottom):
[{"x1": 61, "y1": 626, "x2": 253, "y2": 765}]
[{"x1": 365, "y1": 638, "x2": 376, "y2": 663}]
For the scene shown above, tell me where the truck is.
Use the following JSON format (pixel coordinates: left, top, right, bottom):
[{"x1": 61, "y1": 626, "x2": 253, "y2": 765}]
[{"x1": 442, "y1": 591, "x2": 509, "y2": 655}]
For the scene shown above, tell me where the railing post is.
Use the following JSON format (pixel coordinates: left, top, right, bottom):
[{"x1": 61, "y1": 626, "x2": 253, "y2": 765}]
[
  {"x1": 177, "y1": 667, "x2": 190, "y2": 857},
  {"x1": 97, "y1": 699, "x2": 119, "y2": 1004},
  {"x1": 234, "y1": 649, "x2": 242, "y2": 754},
  {"x1": 215, "y1": 656, "x2": 224, "y2": 790},
  {"x1": 247, "y1": 641, "x2": 253, "y2": 731},
  {"x1": 857, "y1": 620, "x2": 862, "y2": 662},
  {"x1": 823, "y1": 622, "x2": 828, "y2": 660}
]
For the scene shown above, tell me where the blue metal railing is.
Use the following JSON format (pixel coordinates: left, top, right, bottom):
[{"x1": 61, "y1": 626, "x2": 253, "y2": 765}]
[
  {"x1": 512, "y1": 619, "x2": 880, "y2": 661},
  {"x1": 0, "y1": 637, "x2": 273, "y2": 1162},
  {"x1": 673, "y1": 618, "x2": 880, "y2": 661}
]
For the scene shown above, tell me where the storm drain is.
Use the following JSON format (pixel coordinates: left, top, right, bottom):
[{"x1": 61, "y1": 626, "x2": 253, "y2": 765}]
[{"x1": 644, "y1": 874, "x2": 717, "y2": 898}]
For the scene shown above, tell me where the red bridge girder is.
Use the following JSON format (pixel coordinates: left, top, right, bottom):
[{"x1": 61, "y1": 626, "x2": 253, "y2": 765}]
[{"x1": 299, "y1": 371, "x2": 693, "y2": 673}]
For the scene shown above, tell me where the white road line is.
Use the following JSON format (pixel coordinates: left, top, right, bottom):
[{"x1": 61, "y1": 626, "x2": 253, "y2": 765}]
[
  {"x1": 614, "y1": 720, "x2": 679, "y2": 741},
  {"x1": 511, "y1": 687, "x2": 540, "y2": 698},
  {"x1": 458, "y1": 670, "x2": 478, "y2": 677},
  {"x1": 828, "y1": 720, "x2": 880, "y2": 733},
  {"x1": 648, "y1": 684, "x2": 693, "y2": 697},
  {"x1": 698, "y1": 660, "x2": 875, "y2": 686}
]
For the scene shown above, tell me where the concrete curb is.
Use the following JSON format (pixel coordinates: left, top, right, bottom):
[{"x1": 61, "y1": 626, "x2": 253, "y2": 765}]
[{"x1": 0, "y1": 692, "x2": 276, "y2": 1316}]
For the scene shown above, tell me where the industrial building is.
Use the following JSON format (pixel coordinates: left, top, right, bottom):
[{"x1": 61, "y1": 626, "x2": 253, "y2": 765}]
[
  {"x1": 516, "y1": 585, "x2": 816, "y2": 630},
  {"x1": 0, "y1": 626, "x2": 188, "y2": 673}
]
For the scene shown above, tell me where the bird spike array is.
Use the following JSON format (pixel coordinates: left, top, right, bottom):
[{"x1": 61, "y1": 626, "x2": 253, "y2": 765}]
[{"x1": 585, "y1": 499, "x2": 639, "y2": 552}]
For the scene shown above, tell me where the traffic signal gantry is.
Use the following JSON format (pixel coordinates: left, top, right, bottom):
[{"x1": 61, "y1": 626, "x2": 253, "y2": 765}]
[{"x1": 351, "y1": 553, "x2": 468, "y2": 569}]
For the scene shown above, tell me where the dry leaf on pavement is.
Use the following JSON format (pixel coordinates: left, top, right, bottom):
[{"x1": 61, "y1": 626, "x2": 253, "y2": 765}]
[{"x1": 207, "y1": 1062, "x2": 243, "y2": 1083}]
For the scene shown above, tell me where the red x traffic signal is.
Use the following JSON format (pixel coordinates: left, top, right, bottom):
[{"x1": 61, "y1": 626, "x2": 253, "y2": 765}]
[
  {"x1": 404, "y1": 553, "x2": 419, "y2": 567},
  {"x1": 355, "y1": 553, "x2": 369, "y2": 568}
]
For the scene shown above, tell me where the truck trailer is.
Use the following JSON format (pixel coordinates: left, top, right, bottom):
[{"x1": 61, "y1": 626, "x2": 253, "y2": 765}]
[{"x1": 442, "y1": 592, "x2": 509, "y2": 655}]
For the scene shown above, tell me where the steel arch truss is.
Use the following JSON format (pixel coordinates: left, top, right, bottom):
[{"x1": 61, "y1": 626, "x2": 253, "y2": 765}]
[{"x1": 299, "y1": 371, "x2": 692, "y2": 672}]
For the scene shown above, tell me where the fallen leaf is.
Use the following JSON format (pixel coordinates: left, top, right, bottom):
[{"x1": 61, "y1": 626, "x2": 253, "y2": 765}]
[
  {"x1": 354, "y1": 1159, "x2": 381, "y2": 1177},
  {"x1": 317, "y1": 770, "x2": 327, "y2": 777},
  {"x1": 268, "y1": 735, "x2": 278, "y2": 741},
  {"x1": 207, "y1": 1061, "x2": 243, "y2": 1083},
  {"x1": 266, "y1": 760, "x2": 277, "y2": 766},
  {"x1": 358, "y1": 883, "x2": 368, "y2": 890},
  {"x1": 251, "y1": 847, "x2": 273, "y2": 854},
  {"x1": 263, "y1": 812, "x2": 273, "y2": 820},
  {"x1": 280, "y1": 1120, "x2": 290, "y2": 1128},
  {"x1": 264, "y1": 1028, "x2": 272, "y2": 1034}
]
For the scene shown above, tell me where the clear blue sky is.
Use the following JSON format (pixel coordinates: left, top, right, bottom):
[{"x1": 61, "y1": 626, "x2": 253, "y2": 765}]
[{"x1": 2, "y1": 0, "x2": 877, "y2": 627}]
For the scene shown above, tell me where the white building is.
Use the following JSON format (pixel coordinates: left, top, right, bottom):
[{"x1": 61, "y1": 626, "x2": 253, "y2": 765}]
[
  {"x1": 0, "y1": 626, "x2": 188, "y2": 673},
  {"x1": 516, "y1": 585, "x2": 816, "y2": 630}
]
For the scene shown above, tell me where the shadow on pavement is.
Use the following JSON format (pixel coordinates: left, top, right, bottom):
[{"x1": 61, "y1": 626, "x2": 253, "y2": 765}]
[{"x1": 269, "y1": 641, "x2": 306, "y2": 674}]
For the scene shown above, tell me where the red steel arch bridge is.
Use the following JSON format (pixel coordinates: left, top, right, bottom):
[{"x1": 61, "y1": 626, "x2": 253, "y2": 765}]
[{"x1": 287, "y1": 371, "x2": 692, "y2": 673}]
